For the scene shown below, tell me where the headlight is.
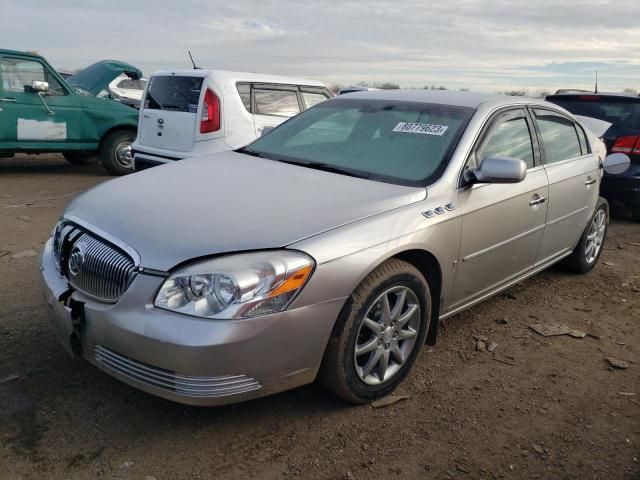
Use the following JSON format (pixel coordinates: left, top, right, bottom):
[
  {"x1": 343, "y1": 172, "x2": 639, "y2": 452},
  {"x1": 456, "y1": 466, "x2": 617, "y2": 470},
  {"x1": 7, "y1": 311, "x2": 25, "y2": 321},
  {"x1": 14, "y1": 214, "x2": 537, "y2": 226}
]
[{"x1": 154, "y1": 251, "x2": 314, "y2": 319}]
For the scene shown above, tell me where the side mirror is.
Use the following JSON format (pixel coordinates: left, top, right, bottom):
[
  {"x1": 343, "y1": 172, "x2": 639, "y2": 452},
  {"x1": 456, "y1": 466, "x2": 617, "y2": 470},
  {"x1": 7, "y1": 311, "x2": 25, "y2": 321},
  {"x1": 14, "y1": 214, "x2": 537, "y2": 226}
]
[
  {"x1": 32, "y1": 80, "x2": 49, "y2": 92},
  {"x1": 602, "y1": 153, "x2": 630, "y2": 175},
  {"x1": 467, "y1": 155, "x2": 527, "y2": 184}
]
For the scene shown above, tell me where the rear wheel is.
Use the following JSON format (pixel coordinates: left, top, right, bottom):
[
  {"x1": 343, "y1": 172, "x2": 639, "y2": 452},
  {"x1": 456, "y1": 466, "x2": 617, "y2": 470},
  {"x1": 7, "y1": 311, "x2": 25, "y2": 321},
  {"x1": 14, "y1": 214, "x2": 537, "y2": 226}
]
[
  {"x1": 100, "y1": 130, "x2": 135, "y2": 176},
  {"x1": 562, "y1": 202, "x2": 608, "y2": 274},
  {"x1": 63, "y1": 151, "x2": 98, "y2": 165},
  {"x1": 319, "y1": 259, "x2": 430, "y2": 403}
]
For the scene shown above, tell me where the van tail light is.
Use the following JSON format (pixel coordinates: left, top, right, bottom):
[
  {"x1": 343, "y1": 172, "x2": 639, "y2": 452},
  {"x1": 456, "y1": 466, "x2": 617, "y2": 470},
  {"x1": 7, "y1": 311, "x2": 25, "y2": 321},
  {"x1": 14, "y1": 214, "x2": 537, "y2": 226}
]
[
  {"x1": 200, "y1": 89, "x2": 220, "y2": 133},
  {"x1": 611, "y1": 135, "x2": 640, "y2": 154}
]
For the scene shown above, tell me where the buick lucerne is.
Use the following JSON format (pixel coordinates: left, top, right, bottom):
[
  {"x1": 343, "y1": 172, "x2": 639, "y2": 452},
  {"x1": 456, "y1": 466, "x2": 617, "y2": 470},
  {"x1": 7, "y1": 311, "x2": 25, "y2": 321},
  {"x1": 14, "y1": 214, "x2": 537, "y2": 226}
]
[{"x1": 41, "y1": 90, "x2": 629, "y2": 405}]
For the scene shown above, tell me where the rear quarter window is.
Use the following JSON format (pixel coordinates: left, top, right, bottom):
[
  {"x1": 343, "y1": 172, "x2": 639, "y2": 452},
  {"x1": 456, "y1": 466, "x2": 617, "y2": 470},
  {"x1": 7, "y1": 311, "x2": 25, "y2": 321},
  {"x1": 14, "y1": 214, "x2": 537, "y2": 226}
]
[{"x1": 145, "y1": 76, "x2": 204, "y2": 112}]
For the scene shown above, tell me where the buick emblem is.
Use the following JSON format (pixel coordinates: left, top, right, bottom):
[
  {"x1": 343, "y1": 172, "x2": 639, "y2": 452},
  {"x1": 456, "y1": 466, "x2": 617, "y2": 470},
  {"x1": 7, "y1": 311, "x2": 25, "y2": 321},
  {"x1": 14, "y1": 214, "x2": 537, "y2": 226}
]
[
  {"x1": 157, "y1": 118, "x2": 164, "y2": 128},
  {"x1": 68, "y1": 243, "x2": 86, "y2": 276}
]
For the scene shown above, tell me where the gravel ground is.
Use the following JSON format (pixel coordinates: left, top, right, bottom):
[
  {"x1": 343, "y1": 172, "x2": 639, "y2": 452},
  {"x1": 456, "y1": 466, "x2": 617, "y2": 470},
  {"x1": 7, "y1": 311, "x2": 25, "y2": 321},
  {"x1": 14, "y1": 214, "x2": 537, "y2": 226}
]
[{"x1": 1, "y1": 155, "x2": 639, "y2": 480}]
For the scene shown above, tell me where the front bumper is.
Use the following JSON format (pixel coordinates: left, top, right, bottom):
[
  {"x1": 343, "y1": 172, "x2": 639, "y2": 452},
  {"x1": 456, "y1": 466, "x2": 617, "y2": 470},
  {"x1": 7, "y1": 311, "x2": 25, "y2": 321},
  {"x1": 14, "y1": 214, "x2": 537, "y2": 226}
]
[{"x1": 40, "y1": 238, "x2": 345, "y2": 406}]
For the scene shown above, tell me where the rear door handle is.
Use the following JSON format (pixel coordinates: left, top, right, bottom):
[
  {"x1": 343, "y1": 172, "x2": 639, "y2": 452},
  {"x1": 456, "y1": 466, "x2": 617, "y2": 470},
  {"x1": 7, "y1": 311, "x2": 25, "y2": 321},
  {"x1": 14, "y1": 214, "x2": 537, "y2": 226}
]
[
  {"x1": 529, "y1": 196, "x2": 547, "y2": 206},
  {"x1": 584, "y1": 178, "x2": 597, "y2": 186},
  {"x1": 0, "y1": 97, "x2": 16, "y2": 103}
]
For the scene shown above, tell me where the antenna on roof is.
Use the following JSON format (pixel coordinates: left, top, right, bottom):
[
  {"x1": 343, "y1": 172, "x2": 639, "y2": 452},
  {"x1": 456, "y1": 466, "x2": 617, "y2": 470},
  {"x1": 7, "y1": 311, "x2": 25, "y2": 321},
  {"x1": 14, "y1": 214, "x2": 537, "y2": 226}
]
[
  {"x1": 188, "y1": 50, "x2": 200, "y2": 70},
  {"x1": 594, "y1": 70, "x2": 598, "y2": 93}
]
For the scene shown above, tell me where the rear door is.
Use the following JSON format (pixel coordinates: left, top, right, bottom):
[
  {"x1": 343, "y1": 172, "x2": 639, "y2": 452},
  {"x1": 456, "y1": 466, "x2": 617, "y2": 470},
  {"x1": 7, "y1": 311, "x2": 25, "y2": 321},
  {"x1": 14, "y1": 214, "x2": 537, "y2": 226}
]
[
  {"x1": 0, "y1": 55, "x2": 86, "y2": 150},
  {"x1": 137, "y1": 75, "x2": 204, "y2": 152},
  {"x1": 252, "y1": 84, "x2": 302, "y2": 136},
  {"x1": 452, "y1": 108, "x2": 548, "y2": 309},
  {"x1": 531, "y1": 108, "x2": 599, "y2": 264}
]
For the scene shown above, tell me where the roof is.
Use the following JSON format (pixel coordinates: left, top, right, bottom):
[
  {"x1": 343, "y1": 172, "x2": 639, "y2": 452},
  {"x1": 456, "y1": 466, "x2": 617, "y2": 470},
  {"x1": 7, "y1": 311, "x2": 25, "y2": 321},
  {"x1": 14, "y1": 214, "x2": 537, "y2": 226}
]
[
  {"x1": 548, "y1": 91, "x2": 640, "y2": 99},
  {"x1": 150, "y1": 69, "x2": 326, "y2": 87},
  {"x1": 336, "y1": 89, "x2": 544, "y2": 109},
  {"x1": 0, "y1": 48, "x2": 43, "y2": 59}
]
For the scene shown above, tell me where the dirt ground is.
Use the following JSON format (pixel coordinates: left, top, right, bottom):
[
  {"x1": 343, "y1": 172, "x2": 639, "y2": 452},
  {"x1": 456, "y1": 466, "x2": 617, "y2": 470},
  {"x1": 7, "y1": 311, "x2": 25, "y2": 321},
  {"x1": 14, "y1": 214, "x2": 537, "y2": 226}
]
[{"x1": 0, "y1": 155, "x2": 639, "y2": 480}]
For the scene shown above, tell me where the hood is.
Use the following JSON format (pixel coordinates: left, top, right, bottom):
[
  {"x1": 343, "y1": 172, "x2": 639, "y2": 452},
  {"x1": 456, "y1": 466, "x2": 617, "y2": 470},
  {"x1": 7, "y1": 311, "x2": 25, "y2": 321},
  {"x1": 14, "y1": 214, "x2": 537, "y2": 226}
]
[
  {"x1": 64, "y1": 152, "x2": 426, "y2": 271},
  {"x1": 67, "y1": 60, "x2": 142, "y2": 96}
]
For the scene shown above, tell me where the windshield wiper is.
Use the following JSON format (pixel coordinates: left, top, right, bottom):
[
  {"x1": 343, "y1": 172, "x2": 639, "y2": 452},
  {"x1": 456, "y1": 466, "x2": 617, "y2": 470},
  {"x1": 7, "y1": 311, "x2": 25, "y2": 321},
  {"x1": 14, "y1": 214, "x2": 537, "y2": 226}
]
[
  {"x1": 236, "y1": 147, "x2": 264, "y2": 158},
  {"x1": 276, "y1": 159, "x2": 371, "y2": 180}
]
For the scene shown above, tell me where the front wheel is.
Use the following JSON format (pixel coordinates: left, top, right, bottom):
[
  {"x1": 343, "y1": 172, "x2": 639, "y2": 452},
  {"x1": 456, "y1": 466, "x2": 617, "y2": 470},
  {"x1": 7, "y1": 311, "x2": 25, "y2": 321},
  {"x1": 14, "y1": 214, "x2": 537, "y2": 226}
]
[
  {"x1": 562, "y1": 201, "x2": 608, "y2": 274},
  {"x1": 319, "y1": 259, "x2": 430, "y2": 403},
  {"x1": 100, "y1": 130, "x2": 135, "y2": 176}
]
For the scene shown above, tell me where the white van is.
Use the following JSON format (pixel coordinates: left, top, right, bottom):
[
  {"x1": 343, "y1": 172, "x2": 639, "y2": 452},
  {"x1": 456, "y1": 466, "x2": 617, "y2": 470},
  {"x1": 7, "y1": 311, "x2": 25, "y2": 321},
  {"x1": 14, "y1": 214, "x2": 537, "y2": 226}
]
[{"x1": 131, "y1": 70, "x2": 331, "y2": 171}]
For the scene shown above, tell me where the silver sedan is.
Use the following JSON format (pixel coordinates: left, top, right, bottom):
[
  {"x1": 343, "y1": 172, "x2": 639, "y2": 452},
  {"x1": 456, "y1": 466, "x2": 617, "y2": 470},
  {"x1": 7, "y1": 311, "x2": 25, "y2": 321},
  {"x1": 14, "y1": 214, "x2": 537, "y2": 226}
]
[{"x1": 41, "y1": 90, "x2": 628, "y2": 405}]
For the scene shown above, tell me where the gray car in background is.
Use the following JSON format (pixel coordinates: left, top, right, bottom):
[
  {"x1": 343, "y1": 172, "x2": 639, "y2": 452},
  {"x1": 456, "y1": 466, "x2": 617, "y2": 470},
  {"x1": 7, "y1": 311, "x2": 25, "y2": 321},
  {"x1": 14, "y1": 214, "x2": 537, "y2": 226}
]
[{"x1": 40, "y1": 90, "x2": 627, "y2": 406}]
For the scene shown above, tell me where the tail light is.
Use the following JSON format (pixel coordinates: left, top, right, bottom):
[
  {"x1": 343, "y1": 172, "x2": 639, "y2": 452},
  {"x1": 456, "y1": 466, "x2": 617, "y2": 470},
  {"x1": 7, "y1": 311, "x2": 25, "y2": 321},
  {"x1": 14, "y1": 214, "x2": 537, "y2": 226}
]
[
  {"x1": 200, "y1": 88, "x2": 220, "y2": 133},
  {"x1": 611, "y1": 135, "x2": 640, "y2": 154}
]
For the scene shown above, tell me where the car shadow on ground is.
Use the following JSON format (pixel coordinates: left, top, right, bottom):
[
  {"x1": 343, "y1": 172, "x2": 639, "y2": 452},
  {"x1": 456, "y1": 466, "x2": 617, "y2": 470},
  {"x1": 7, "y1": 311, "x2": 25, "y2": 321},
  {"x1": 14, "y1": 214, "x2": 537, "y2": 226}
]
[{"x1": 0, "y1": 155, "x2": 110, "y2": 177}]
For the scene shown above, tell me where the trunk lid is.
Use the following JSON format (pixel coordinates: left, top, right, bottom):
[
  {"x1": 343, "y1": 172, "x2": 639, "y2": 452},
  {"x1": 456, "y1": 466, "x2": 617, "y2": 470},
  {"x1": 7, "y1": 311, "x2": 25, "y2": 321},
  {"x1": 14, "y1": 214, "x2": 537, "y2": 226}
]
[{"x1": 137, "y1": 75, "x2": 205, "y2": 152}]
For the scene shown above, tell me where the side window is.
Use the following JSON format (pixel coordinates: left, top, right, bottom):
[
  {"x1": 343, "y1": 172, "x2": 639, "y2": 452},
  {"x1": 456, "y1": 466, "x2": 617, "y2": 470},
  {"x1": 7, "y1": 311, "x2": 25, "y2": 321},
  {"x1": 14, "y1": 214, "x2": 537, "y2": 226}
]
[
  {"x1": 0, "y1": 58, "x2": 65, "y2": 95},
  {"x1": 576, "y1": 124, "x2": 589, "y2": 155},
  {"x1": 534, "y1": 110, "x2": 582, "y2": 163},
  {"x1": 254, "y1": 89, "x2": 300, "y2": 116},
  {"x1": 301, "y1": 90, "x2": 329, "y2": 109},
  {"x1": 236, "y1": 83, "x2": 251, "y2": 112},
  {"x1": 476, "y1": 114, "x2": 535, "y2": 168}
]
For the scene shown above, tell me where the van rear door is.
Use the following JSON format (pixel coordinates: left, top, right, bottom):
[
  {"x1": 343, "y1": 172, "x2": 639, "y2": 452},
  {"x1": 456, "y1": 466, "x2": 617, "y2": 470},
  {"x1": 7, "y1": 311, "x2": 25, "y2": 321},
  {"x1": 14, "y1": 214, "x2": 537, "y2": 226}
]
[{"x1": 137, "y1": 75, "x2": 203, "y2": 152}]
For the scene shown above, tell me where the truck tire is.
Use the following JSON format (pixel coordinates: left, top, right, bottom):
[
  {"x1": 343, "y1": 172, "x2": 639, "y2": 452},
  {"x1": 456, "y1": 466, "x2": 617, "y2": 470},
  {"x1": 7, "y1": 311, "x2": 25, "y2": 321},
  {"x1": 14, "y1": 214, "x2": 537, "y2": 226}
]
[
  {"x1": 100, "y1": 130, "x2": 135, "y2": 176},
  {"x1": 63, "y1": 151, "x2": 99, "y2": 165}
]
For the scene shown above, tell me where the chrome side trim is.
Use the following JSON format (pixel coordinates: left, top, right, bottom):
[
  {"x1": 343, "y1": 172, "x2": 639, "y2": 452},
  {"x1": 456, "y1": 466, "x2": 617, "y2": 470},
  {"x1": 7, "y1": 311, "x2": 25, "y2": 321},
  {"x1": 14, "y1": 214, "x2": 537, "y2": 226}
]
[
  {"x1": 441, "y1": 249, "x2": 572, "y2": 319},
  {"x1": 547, "y1": 205, "x2": 590, "y2": 226},
  {"x1": 462, "y1": 224, "x2": 545, "y2": 262}
]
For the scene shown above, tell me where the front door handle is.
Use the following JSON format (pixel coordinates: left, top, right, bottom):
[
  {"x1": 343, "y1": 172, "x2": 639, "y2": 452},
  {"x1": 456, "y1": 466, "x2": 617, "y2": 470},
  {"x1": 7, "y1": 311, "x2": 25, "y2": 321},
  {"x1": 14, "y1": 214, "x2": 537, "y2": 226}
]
[
  {"x1": 529, "y1": 196, "x2": 547, "y2": 207},
  {"x1": 584, "y1": 177, "x2": 597, "y2": 186},
  {"x1": 0, "y1": 97, "x2": 16, "y2": 103}
]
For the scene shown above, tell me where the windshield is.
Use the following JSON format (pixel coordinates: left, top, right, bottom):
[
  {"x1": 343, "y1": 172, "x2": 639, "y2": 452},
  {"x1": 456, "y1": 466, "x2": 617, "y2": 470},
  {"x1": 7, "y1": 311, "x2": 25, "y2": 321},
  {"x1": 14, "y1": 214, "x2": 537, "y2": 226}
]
[
  {"x1": 244, "y1": 98, "x2": 474, "y2": 186},
  {"x1": 549, "y1": 96, "x2": 640, "y2": 139}
]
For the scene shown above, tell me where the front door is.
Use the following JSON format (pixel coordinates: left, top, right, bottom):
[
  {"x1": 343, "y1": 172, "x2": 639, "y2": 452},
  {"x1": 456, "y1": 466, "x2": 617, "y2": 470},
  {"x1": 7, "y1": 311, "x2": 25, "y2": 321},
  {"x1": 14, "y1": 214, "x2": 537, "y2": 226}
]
[
  {"x1": 530, "y1": 108, "x2": 601, "y2": 264},
  {"x1": 451, "y1": 108, "x2": 549, "y2": 310},
  {"x1": 0, "y1": 55, "x2": 84, "y2": 151}
]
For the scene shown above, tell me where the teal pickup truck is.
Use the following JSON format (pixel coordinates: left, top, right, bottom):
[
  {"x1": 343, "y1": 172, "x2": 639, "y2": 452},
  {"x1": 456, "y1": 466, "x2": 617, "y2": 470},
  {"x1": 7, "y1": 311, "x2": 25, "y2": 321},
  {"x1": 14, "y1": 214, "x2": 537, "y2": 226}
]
[{"x1": 0, "y1": 49, "x2": 140, "y2": 175}]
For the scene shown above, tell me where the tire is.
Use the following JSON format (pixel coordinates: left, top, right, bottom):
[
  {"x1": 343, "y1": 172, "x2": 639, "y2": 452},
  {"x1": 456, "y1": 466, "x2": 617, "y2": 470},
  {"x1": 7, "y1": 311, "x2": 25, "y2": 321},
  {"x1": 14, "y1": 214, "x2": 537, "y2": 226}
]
[
  {"x1": 319, "y1": 259, "x2": 431, "y2": 403},
  {"x1": 562, "y1": 201, "x2": 608, "y2": 274},
  {"x1": 99, "y1": 130, "x2": 135, "y2": 176},
  {"x1": 63, "y1": 151, "x2": 99, "y2": 165},
  {"x1": 632, "y1": 206, "x2": 640, "y2": 222}
]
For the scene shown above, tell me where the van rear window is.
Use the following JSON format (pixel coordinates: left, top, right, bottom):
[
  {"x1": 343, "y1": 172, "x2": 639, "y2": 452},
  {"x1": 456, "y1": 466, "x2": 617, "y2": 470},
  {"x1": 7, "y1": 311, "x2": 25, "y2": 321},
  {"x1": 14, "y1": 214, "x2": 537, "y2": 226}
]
[{"x1": 145, "y1": 76, "x2": 203, "y2": 112}]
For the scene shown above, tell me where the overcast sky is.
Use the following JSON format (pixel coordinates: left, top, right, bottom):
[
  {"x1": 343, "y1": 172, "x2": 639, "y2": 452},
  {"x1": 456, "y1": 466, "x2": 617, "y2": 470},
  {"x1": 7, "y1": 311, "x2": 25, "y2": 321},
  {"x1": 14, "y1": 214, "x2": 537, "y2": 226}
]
[{"x1": 2, "y1": 0, "x2": 639, "y2": 92}]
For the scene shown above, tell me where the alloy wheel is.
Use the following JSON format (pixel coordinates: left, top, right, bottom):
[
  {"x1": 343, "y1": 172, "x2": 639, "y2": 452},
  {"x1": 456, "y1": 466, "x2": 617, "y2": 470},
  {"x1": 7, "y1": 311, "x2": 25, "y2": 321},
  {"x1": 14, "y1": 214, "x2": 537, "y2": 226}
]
[
  {"x1": 585, "y1": 209, "x2": 606, "y2": 264},
  {"x1": 353, "y1": 286, "x2": 421, "y2": 385}
]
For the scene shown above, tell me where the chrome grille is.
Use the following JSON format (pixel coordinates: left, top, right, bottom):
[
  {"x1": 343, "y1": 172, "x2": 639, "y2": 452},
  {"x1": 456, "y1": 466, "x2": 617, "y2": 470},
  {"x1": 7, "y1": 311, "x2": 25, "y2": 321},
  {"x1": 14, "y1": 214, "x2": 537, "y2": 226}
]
[
  {"x1": 54, "y1": 222, "x2": 137, "y2": 302},
  {"x1": 94, "y1": 346, "x2": 262, "y2": 398}
]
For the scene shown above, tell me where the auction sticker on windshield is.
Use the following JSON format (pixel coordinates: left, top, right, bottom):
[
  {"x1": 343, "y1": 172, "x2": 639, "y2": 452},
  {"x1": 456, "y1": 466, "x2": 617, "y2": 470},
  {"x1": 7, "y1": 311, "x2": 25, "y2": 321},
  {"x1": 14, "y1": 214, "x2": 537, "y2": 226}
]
[{"x1": 392, "y1": 122, "x2": 448, "y2": 136}]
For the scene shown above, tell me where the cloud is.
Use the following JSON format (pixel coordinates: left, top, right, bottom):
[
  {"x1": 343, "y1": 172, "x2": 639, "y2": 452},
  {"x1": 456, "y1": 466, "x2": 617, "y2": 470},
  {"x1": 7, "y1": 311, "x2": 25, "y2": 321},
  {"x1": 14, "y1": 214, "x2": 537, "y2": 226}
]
[{"x1": 2, "y1": 0, "x2": 639, "y2": 92}]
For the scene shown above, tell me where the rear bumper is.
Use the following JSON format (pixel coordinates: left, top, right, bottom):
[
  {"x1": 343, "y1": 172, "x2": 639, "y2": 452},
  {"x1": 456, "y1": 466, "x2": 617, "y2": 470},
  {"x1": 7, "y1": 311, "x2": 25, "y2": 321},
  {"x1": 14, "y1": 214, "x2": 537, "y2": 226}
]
[{"x1": 132, "y1": 149, "x2": 185, "y2": 171}]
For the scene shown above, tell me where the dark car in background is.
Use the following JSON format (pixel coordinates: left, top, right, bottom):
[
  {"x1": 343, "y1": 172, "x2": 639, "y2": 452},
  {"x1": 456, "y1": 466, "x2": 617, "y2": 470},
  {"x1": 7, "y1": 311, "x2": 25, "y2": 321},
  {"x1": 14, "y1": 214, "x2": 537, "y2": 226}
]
[{"x1": 546, "y1": 92, "x2": 640, "y2": 221}]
